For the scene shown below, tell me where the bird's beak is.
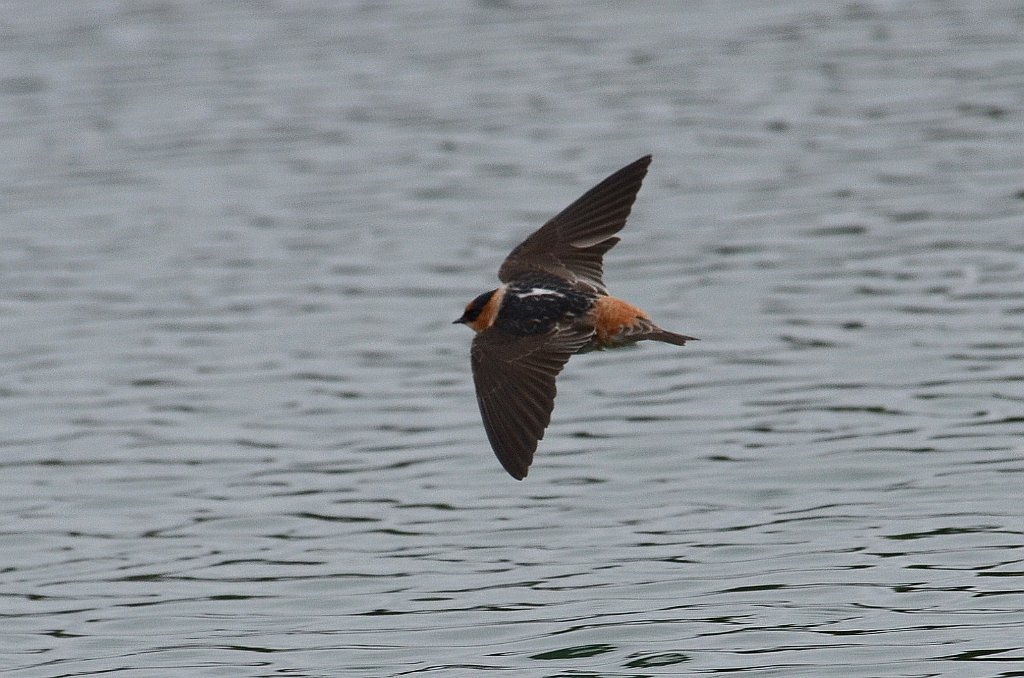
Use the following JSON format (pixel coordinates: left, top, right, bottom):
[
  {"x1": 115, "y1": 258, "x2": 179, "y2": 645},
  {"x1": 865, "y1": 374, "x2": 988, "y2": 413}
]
[{"x1": 452, "y1": 317, "x2": 465, "y2": 325}]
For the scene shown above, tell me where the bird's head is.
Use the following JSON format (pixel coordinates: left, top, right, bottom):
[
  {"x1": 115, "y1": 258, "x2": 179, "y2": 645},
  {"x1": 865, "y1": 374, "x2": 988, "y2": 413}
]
[{"x1": 454, "y1": 289, "x2": 500, "y2": 333}]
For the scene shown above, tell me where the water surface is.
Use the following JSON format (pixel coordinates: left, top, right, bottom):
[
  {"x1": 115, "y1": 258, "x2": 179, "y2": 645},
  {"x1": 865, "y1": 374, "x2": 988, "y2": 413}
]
[{"x1": 2, "y1": 2, "x2": 1023, "y2": 676}]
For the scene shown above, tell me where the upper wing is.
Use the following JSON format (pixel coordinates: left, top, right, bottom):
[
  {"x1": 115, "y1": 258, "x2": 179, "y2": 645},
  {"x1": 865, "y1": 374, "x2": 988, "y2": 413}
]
[
  {"x1": 470, "y1": 325, "x2": 594, "y2": 479},
  {"x1": 498, "y1": 155, "x2": 652, "y2": 293}
]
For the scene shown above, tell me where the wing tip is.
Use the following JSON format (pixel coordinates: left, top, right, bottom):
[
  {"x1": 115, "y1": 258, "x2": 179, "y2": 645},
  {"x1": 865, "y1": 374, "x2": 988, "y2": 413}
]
[
  {"x1": 498, "y1": 455, "x2": 530, "y2": 480},
  {"x1": 614, "y1": 154, "x2": 652, "y2": 182},
  {"x1": 630, "y1": 154, "x2": 653, "y2": 174}
]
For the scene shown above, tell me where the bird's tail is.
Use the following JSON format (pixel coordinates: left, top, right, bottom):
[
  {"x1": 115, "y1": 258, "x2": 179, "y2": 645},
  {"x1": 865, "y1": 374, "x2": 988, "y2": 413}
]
[{"x1": 647, "y1": 328, "x2": 697, "y2": 346}]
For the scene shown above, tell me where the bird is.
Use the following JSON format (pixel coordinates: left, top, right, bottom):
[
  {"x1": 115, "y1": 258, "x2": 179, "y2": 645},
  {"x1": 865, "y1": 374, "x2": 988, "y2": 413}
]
[{"x1": 454, "y1": 155, "x2": 695, "y2": 480}]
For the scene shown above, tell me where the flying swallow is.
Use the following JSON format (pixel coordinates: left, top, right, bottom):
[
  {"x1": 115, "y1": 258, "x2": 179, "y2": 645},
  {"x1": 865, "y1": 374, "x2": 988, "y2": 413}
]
[{"x1": 454, "y1": 155, "x2": 695, "y2": 479}]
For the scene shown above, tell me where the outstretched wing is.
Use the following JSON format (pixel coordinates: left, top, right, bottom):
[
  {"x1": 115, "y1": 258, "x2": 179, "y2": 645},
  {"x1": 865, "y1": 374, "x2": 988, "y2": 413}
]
[
  {"x1": 470, "y1": 325, "x2": 594, "y2": 479},
  {"x1": 498, "y1": 155, "x2": 652, "y2": 294}
]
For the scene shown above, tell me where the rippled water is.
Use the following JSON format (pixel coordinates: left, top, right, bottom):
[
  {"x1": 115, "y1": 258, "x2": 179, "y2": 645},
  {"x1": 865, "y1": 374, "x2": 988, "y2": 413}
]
[{"x1": 3, "y1": 1, "x2": 1024, "y2": 676}]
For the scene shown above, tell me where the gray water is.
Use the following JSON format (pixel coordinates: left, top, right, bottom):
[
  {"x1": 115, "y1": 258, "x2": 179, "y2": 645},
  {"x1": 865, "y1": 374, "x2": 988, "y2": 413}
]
[{"x1": 3, "y1": 1, "x2": 1023, "y2": 676}]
